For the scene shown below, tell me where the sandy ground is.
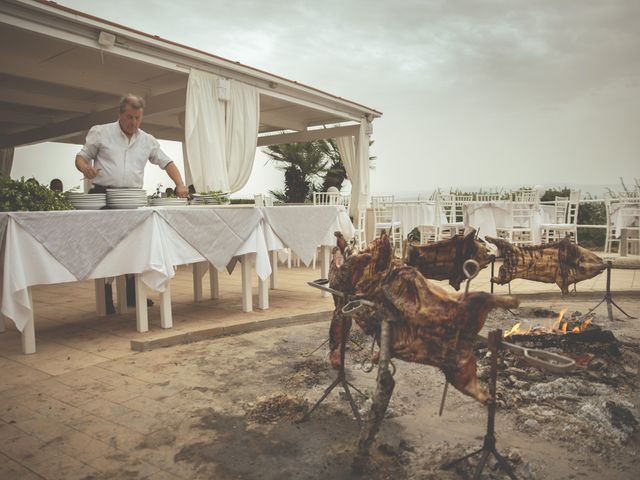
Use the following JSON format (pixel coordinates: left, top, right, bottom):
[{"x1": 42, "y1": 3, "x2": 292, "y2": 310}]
[{"x1": 1, "y1": 285, "x2": 638, "y2": 479}]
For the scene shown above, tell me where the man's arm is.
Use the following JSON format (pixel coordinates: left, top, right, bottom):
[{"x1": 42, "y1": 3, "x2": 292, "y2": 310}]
[
  {"x1": 75, "y1": 155, "x2": 99, "y2": 179},
  {"x1": 165, "y1": 162, "x2": 188, "y2": 198}
]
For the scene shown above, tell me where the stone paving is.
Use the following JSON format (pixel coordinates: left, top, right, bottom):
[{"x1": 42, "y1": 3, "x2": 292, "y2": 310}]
[{"x1": 0, "y1": 256, "x2": 638, "y2": 479}]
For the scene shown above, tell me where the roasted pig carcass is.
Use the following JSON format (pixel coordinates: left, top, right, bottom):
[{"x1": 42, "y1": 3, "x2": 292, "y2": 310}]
[
  {"x1": 486, "y1": 236, "x2": 606, "y2": 294},
  {"x1": 405, "y1": 229, "x2": 493, "y2": 290},
  {"x1": 329, "y1": 233, "x2": 518, "y2": 403}
]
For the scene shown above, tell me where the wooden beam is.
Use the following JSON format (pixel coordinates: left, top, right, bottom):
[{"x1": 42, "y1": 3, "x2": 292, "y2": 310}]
[
  {"x1": 256, "y1": 125, "x2": 359, "y2": 147},
  {"x1": 0, "y1": 87, "x2": 99, "y2": 113},
  {"x1": 0, "y1": 88, "x2": 186, "y2": 148},
  {"x1": 259, "y1": 109, "x2": 307, "y2": 132}
]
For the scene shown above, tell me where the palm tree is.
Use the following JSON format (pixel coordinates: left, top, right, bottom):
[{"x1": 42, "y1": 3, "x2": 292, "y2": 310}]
[{"x1": 264, "y1": 141, "x2": 329, "y2": 203}]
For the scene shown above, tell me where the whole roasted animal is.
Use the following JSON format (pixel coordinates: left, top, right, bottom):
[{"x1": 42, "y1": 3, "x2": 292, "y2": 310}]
[
  {"x1": 404, "y1": 229, "x2": 493, "y2": 290},
  {"x1": 327, "y1": 233, "x2": 519, "y2": 472},
  {"x1": 329, "y1": 233, "x2": 519, "y2": 403},
  {"x1": 486, "y1": 236, "x2": 606, "y2": 294}
]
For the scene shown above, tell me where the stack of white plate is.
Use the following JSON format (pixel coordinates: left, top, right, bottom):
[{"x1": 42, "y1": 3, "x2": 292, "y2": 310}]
[
  {"x1": 66, "y1": 192, "x2": 107, "y2": 210},
  {"x1": 106, "y1": 188, "x2": 148, "y2": 209},
  {"x1": 149, "y1": 197, "x2": 188, "y2": 207},
  {"x1": 189, "y1": 194, "x2": 216, "y2": 205}
]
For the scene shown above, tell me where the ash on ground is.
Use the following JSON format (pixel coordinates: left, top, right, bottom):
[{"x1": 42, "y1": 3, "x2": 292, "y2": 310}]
[{"x1": 244, "y1": 394, "x2": 308, "y2": 424}]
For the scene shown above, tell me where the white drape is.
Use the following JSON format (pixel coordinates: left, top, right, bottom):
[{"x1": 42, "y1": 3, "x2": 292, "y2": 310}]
[
  {"x1": 0, "y1": 148, "x2": 14, "y2": 177},
  {"x1": 337, "y1": 120, "x2": 370, "y2": 218},
  {"x1": 185, "y1": 69, "x2": 260, "y2": 193},
  {"x1": 185, "y1": 70, "x2": 228, "y2": 192},
  {"x1": 226, "y1": 80, "x2": 259, "y2": 192}
]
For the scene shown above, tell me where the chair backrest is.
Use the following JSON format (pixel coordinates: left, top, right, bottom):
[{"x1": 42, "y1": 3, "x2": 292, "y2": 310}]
[
  {"x1": 553, "y1": 196, "x2": 569, "y2": 223},
  {"x1": 509, "y1": 198, "x2": 536, "y2": 227},
  {"x1": 254, "y1": 194, "x2": 273, "y2": 206},
  {"x1": 437, "y1": 193, "x2": 455, "y2": 223},
  {"x1": 355, "y1": 208, "x2": 367, "y2": 250},
  {"x1": 476, "y1": 193, "x2": 501, "y2": 202},
  {"x1": 512, "y1": 190, "x2": 538, "y2": 204},
  {"x1": 313, "y1": 191, "x2": 341, "y2": 205},
  {"x1": 566, "y1": 190, "x2": 580, "y2": 225},
  {"x1": 371, "y1": 195, "x2": 395, "y2": 224}
]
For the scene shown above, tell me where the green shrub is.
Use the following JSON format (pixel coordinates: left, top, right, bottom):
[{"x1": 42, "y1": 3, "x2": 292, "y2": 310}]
[{"x1": 0, "y1": 175, "x2": 73, "y2": 212}]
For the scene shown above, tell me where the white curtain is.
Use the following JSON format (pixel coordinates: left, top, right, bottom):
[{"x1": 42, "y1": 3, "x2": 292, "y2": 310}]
[
  {"x1": 185, "y1": 69, "x2": 228, "y2": 192},
  {"x1": 338, "y1": 119, "x2": 370, "y2": 218},
  {"x1": 225, "y1": 80, "x2": 259, "y2": 192},
  {"x1": 0, "y1": 148, "x2": 14, "y2": 177}
]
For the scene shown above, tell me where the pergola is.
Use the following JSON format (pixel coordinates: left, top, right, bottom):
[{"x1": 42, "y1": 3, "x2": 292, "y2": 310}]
[{"x1": 0, "y1": 0, "x2": 381, "y2": 207}]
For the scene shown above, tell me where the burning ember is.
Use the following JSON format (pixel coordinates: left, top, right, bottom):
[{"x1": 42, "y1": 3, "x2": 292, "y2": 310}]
[{"x1": 504, "y1": 309, "x2": 593, "y2": 338}]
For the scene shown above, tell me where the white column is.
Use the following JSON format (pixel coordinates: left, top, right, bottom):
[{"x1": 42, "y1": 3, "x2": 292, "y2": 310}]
[
  {"x1": 208, "y1": 264, "x2": 219, "y2": 299},
  {"x1": 320, "y1": 246, "x2": 331, "y2": 298},
  {"x1": 115, "y1": 275, "x2": 128, "y2": 313},
  {"x1": 241, "y1": 254, "x2": 253, "y2": 312},
  {"x1": 94, "y1": 278, "x2": 106, "y2": 316},
  {"x1": 135, "y1": 274, "x2": 148, "y2": 333},
  {"x1": 21, "y1": 288, "x2": 35, "y2": 354},
  {"x1": 159, "y1": 283, "x2": 172, "y2": 329}
]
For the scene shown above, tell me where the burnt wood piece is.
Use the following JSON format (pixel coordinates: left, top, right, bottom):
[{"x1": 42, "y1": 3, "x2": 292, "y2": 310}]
[
  {"x1": 329, "y1": 233, "x2": 519, "y2": 403},
  {"x1": 405, "y1": 229, "x2": 493, "y2": 291},
  {"x1": 486, "y1": 236, "x2": 607, "y2": 294},
  {"x1": 507, "y1": 328, "x2": 620, "y2": 356}
]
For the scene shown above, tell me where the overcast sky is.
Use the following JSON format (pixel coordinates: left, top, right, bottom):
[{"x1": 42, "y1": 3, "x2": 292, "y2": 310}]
[{"x1": 13, "y1": 0, "x2": 640, "y2": 197}]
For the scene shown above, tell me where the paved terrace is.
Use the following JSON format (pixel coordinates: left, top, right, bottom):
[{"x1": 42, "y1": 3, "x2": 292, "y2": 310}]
[{"x1": 0, "y1": 256, "x2": 638, "y2": 479}]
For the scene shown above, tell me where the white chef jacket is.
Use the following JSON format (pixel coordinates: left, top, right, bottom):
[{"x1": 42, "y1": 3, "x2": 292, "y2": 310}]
[{"x1": 77, "y1": 121, "x2": 172, "y2": 188}]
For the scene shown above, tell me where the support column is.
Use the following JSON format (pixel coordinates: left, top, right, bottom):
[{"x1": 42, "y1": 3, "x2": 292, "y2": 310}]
[
  {"x1": 258, "y1": 277, "x2": 268, "y2": 310},
  {"x1": 135, "y1": 274, "x2": 148, "y2": 333}
]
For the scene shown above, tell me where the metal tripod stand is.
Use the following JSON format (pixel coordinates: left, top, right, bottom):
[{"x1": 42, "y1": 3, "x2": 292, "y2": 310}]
[
  {"x1": 442, "y1": 329, "x2": 518, "y2": 480},
  {"x1": 585, "y1": 261, "x2": 636, "y2": 321}
]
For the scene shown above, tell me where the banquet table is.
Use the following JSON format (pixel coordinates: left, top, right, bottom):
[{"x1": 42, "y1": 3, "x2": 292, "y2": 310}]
[
  {"x1": 463, "y1": 201, "x2": 553, "y2": 244},
  {"x1": 0, "y1": 207, "x2": 270, "y2": 354},
  {"x1": 0, "y1": 205, "x2": 354, "y2": 354},
  {"x1": 392, "y1": 202, "x2": 446, "y2": 239}
]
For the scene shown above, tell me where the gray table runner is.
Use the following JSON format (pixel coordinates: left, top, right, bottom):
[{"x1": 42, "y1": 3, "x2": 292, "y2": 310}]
[
  {"x1": 11, "y1": 210, "x2": 153, "y2": 279},
  {"x1": 157, "y1": 208, "x2": 262, "y2": 270}
]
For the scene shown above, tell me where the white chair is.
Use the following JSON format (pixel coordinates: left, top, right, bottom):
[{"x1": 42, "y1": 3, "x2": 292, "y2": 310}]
[
  {"x1": 254, "y1": 194, "x2": 273, "y2": 206},
  {"x1": 541, "y1": 191, "x2": 580, "y2": 243},
  {"x1": 417, "y1": 196, "x2": 443, "y2": 244},
  {"x1": 511, "y1": 189, "x2": 539, "y2": 204},
  {"x1": 606, "y1": 198, "x2": 640, "y2": 254},
  {"x1": 476, "y1": 193, "x2": 501, "y2": 202},
  {"x1": 313, "y1": 191, "x2": 341, "y2": 205},
  {"x1": 438, "y1": 193, "x2": 471, "y2": 239},
  {"x1": 372, "y1": 195, "x2": 401, "y2": 247},
  {"x1": 496, "y1": 198, "x2": 536, "y2": 246},
  {"x1": 353, "y1": 207, "x2": 368, "y2": 250}
]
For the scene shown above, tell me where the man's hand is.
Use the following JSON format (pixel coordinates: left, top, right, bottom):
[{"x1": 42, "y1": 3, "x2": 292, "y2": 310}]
[
  {"x1": 75, "y1": 154, "x2": 99, "y2": 179},
  {"x1": 175, "y1": 185, "x2": 189, "y2": 198}
]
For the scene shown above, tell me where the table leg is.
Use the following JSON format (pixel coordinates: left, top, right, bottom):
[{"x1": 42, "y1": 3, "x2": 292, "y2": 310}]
[
  {"x1": 159, "y1": 283, "x2": 172, "y2": 329},
  {"x1": 620, "y1": 228, "x2": 628, "y2": 257},
  {"x1": 115, "y1": 275, "x2": 128, "y2": 314},
  {"x1": 320, "y1": 245, "x2": 331, "y2": 298},
  {"x1": 94, "y1": 278, "x2": 106, "y2": 316},
  {"x1": 258, "y1": 276, "x2": 268, "y2": 310},
  {"x1": 241, "y1": 254, "x2": 253, "y2": 312},
  {"x1": 135, "y1": 274, "x2": 148, "y2": 333},
  {"x1": 21, "y1": 288, "x2": 35, "y2": 354},
  {"x1": 192, "y1": 261, "x2": 206, "y2": 302},
  {"x1": 270, "y1": 250, "x2": 279, "y2": 290},
  {"x1": 208, "y1": 264, "x2": 219, "y2": 300}
]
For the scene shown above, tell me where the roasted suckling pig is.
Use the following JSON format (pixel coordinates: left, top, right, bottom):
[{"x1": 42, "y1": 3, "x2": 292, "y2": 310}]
[
  {"x1": 486, "y1": 236, "x2": 606, "y2": 294},
  {"x1": 405, "y1": 229, "x2": 492, "y2": 290},
  {"x1": 329, "y1": 233, "x2": 518, "y2": 403}
]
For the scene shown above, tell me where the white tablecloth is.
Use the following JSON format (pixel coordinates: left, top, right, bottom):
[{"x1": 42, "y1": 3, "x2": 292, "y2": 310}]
[
  {"x1": 260, "y1": 205, "x2": 354, "y2": 265},
  {"x1": 0, "y1": 208, "x2": 270, "y2": 333},
  {"x1": 392, "y1": 202, "x2": 446, "y2": 238},
  {"x1": 463, "y1": 202, "x2": 552, "y2": 243}
]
